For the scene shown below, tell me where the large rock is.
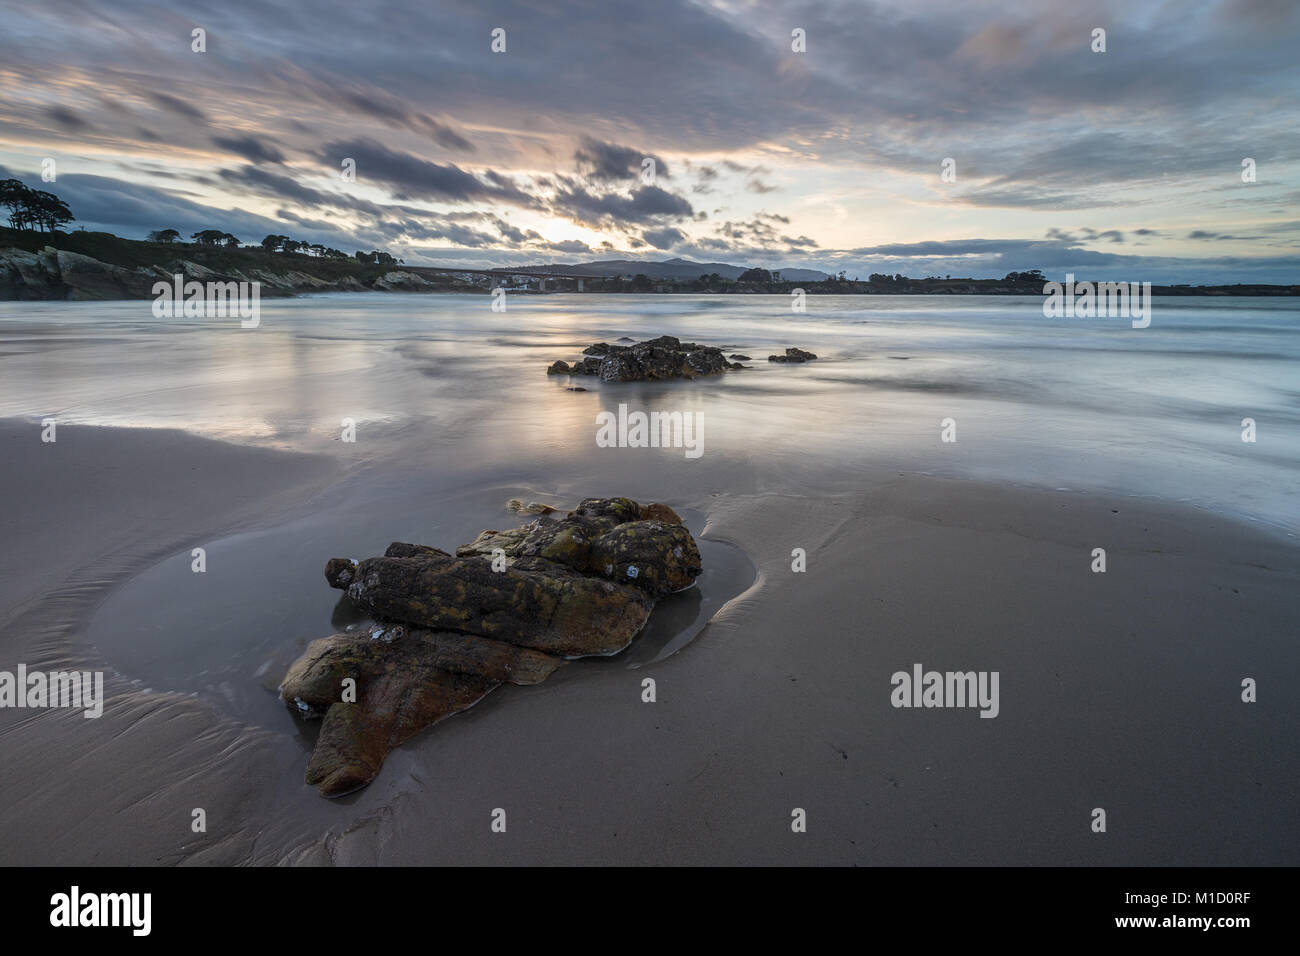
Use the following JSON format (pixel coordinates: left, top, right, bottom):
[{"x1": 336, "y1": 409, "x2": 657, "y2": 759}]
[
  {"x1": 57, "y1": 249, "x2": 158, "y2": 299},
  {"x1": 0, "y1": 247, "x2": 163, "y2": 300},
  {"x1": 456, "y1": 497, "x2": 699, "y2": 598},
  {"x1": 0, "y1": 247, "x2": 64, "y2": 299},
  {"x1": 336, "y1": 551, "x2": 655, "y2": 657},
  {"x1": 281, "y1": 497, "x2": 702, "y2": 796},
  {"x1": 548, "y1": 335, "x2": 743, "y2": 381},
  {"x1": 548, "y1": 336, "x2": 819, "y2": 379},
  {"x1": 280, "y1": 626, "x2": 562, "y2": 796}
]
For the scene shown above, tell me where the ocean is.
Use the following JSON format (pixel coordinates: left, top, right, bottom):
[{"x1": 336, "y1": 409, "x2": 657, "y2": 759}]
[{"x1": 2, "y1": 292, "x2": 1295, "y2": 532}]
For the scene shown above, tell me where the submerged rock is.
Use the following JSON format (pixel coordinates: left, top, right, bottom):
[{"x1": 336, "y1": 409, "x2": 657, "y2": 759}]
[
  {"x1": 768, "y1": 347, "x2": 818, "y2": 363},
  {"x1": 281, "y1": 496, "x2": 702, "y2": 796}
]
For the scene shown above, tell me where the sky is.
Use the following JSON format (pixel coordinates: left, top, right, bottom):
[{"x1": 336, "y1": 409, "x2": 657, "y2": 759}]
[{"x1": 1, "y1": 0, "x2": 1298, "y2": 282}]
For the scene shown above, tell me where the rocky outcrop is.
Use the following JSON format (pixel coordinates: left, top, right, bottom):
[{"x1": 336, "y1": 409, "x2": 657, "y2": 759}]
[
  {"x1": 372, "y1": 270, "x2": 437, "y2": 291},
  {"x1": 57, "y1": 249, "x2": 161, "y2": 299},
  {"x1": 768, "y1": 347, "x2": 818, "y2": 363},
  {"x1": 0, "y1": 247, "x2": 64, "y2": 299},
  {"x1": 0, "y1": 246, "x2": 247, "y2": 299},
  {"x1": 548, "y1": 335, "x2": 744, "y2": 381},
  {"x1": 245, "y1": 267, "x2": 337, "y2": 292},
  {"x1": 281, "y1": 497, "x2": 701, "y2": 796},
  {"x1": 547, "y1": 336, "x2": 818, "y2": 380},
  {"x1": 0, "y1": 245, "x2": 413, "y2": 300}
]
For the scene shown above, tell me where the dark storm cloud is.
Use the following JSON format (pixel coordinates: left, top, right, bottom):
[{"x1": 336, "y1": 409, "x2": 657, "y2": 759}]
[
  {"x1": 1047, "y1": 228, "x2": 1125, "y2": 244},
  {"x1": 218, "y1": 166, "x2": 341, "y2": 208},
  {"x1": 216, "y1": 164, "x2": 547, "y2": 245},
  {"x1": 642, "y1": 227, "x2": 685, "y2": 249},
  {"x1": 405, "y1": 221, "x2": 501, "y2": 247},
  {"x1": 141, "y1": 91, "x2": 207, "y2": 123},
  {"x1": 212, "y1": 136, "x2": 286, "y2": 164},
  {"x1": 575, "y1": 138, "x2": 670, "y2": 182},
  {"x1": 550, "y1": 183, "x2": 693, "y2": 229},
  {"x1": 713, "y1": 215, "x2": 805, "y2": 247},
  {"x1": 483, "y1": 216, "x2": 541, "y2": 244},
  {"x1": 47, "y1": 106, "x2": 89, "y2": 130},
  {"x1": 318, "y1": 140, "x2": 536, "y2": 206},
  {"x1": 296, "y1": 77, "x2": 475, "y2": 151},
  {"x1": 273, "y1": 208, "x2": 339, "y2": 232}
]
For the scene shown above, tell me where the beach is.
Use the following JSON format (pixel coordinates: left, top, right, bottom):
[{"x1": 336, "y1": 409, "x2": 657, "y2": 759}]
[{"x1": 0, "y1": 293, "x2": 1297, "y2": 864}]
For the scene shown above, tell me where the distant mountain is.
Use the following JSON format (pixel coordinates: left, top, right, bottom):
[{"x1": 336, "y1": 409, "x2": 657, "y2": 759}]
[{"x1": 511, "y1": 257, "x2": 831, "y2": 281}]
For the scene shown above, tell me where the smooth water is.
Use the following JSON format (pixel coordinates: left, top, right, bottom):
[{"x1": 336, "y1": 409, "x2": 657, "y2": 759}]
[
  {"x1": 4, "y1": 291, "x2": 1295, "y2": 735},
  {"x1": 2, "y1": 292, "x2": 1296, "y2": 531}
]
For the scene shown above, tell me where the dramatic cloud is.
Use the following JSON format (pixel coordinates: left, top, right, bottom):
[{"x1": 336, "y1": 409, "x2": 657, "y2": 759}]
[
  {"x1": 0, "y1": 0, "x2": 1295, "y2": 279},
  {"x1": 47, "y1": 106, "x2": 89, "y2": 131},
  {"x1": 141, "y1": 91, "x2": 208, "y2": 123},
  {"x1": 318, "y1": 140, "x2": 537, "y2": 206},
  {"x1": 212, "y1": 135, "x2": 286, "y2": 164},
  {"x1": 642, "y1": 227, "x2": 685, "y2": 249},
  {"x1": 551, "y1": 183, "x2": 694, "y2": 229},
  {"x1": 575, "y1": 138, "x2": 669, "y2": 183}
]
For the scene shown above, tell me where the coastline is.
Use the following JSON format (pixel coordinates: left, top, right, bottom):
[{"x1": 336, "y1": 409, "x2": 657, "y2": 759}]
[
  {"x1": 1, "y1": 417, "x2": 1296, "y2": 864},
  {"x1": 3, "y1": 236, "x2": 1295, "y2": 301}
]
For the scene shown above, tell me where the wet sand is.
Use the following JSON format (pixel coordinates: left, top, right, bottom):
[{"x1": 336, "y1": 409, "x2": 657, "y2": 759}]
[{"x1": 1, "y1": 417, "x2": 1295, "y2": 865}]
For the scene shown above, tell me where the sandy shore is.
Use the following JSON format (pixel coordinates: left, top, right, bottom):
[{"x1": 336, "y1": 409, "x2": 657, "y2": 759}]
[
  {"x1": 0, "y1": 420, "x2": 344, "y2": 864},
  {"x1": 0, "y1": 418, "x2": 1296, "y2": 865}
]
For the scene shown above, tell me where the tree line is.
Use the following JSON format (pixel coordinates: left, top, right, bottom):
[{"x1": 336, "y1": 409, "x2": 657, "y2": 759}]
[
  {"x1": 257, "y1": 234, "x2": 349, "y2": 258},
  {"x1": 147, "y1": 228, "x2": 397, "y2": 264},
  {"x1": 0, "y1": 179, "x2": 75, "y2": 232}
]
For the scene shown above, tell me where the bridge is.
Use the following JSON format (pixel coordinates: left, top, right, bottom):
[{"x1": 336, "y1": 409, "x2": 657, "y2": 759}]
[{"x1": 405, "y1": 265, "x2": 616, "y2": 292}]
